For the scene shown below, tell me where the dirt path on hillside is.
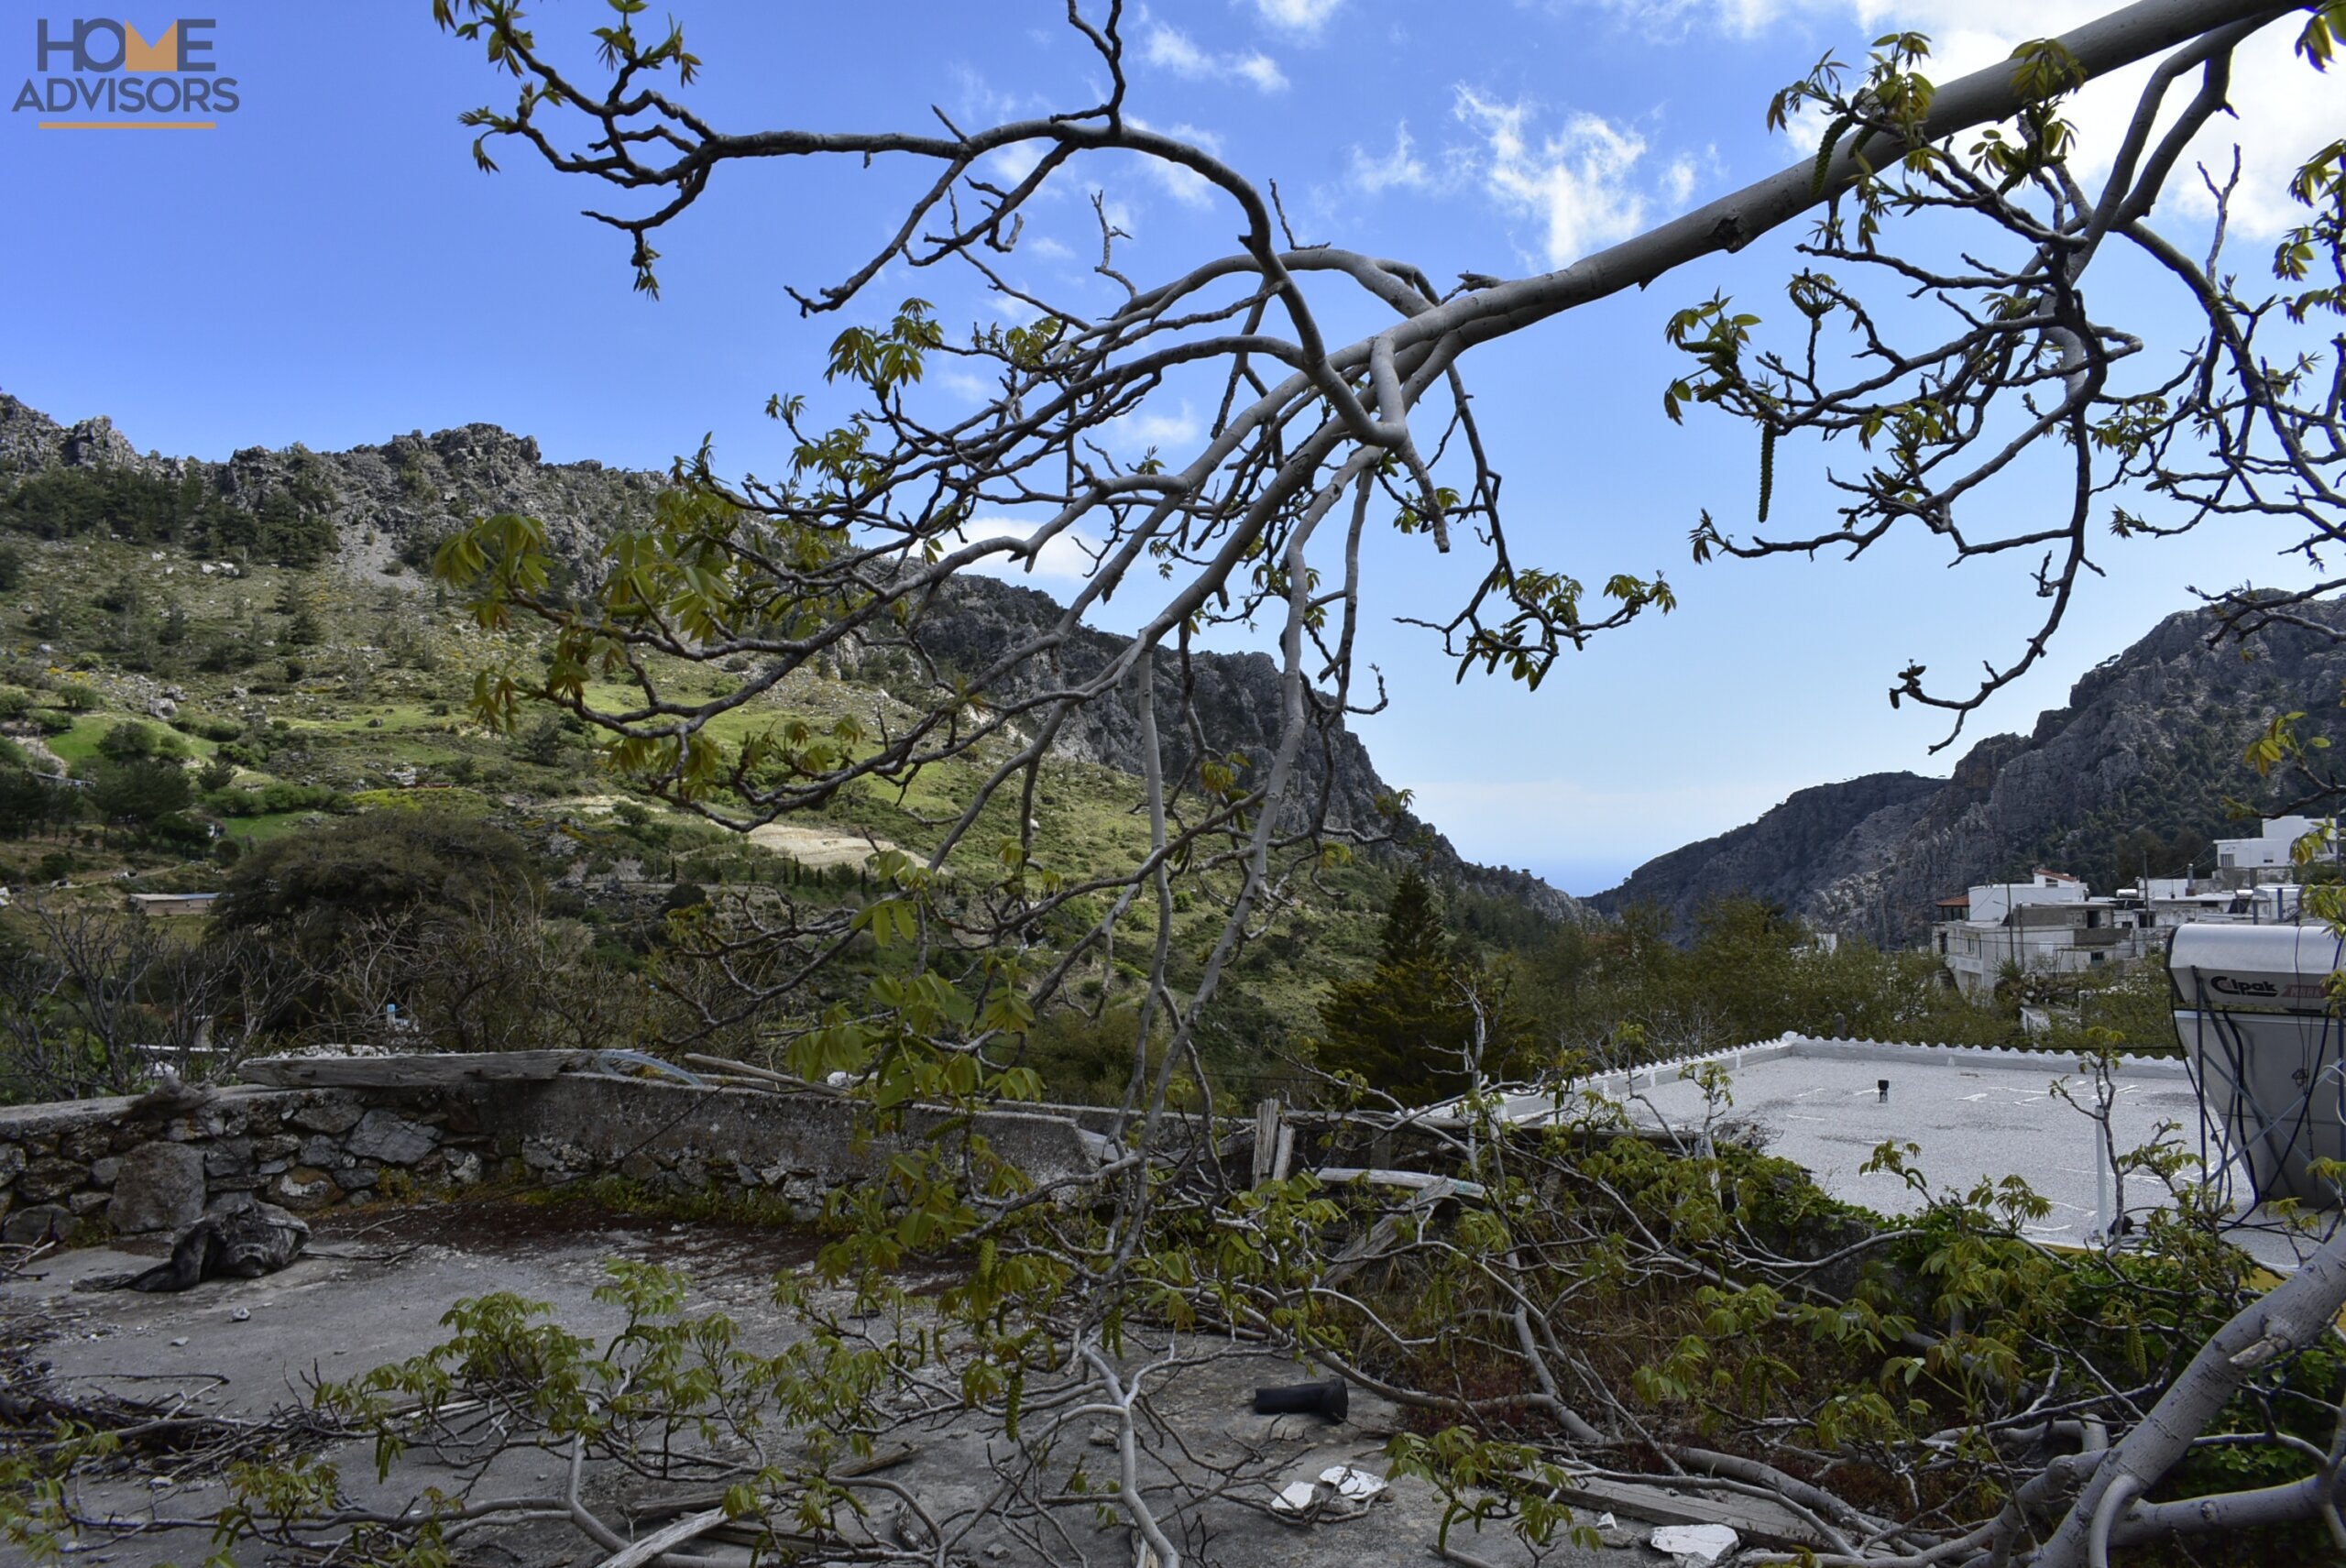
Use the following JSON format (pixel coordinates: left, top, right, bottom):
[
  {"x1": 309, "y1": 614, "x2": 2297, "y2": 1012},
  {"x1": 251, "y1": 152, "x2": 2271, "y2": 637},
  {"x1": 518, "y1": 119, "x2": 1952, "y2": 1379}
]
[{"x1": 744, "y1": 821, "x2": 898, "y2": 869}]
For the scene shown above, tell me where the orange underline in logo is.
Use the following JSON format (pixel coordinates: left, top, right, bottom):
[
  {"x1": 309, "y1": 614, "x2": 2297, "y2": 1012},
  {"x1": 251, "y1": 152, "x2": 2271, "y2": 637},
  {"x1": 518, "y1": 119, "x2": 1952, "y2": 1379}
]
[{"x1": 38, "y1": 120, "x2": 216, "y2": 130}]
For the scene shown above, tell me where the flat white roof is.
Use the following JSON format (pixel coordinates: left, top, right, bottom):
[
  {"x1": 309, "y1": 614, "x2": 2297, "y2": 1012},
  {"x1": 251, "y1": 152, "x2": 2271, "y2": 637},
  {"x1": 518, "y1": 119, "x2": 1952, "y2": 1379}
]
[{"x1": 1584, "y1": 1040, "x2": 2338, "y2": 1274}]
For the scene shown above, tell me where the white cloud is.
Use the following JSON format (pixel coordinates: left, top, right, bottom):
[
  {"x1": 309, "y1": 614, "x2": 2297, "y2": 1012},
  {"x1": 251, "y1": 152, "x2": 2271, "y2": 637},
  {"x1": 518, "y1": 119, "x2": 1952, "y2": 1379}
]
[
  {"x1": 1233, "y1": 52, "x2": 1288, "y2": 92},
  {"x1": 951, "y1": 517, "x2": 1110, "y2": 585},
  {"x1": 1350, "y1": 123, "x2": 1431, "y2": 193},
  {"x1": 1144, "y1": 22, "x2": 1213, "y2": 75},
  {"x1": 1026, "y1": 234, "x2": 1076, "y2": 260},
  {"x1": 1569, "y1": 0, "x2": 1789, "y2": 38},
  {"x1": 1092, "y1": 189, "x2": 1139, "y2": 237},
  {"x1": 1568, "y1": 0, "x2": 2331, "y2": 238},
  {"x1": 1661, "y1": 151, "x2": 1699, "y2": 205},
  {"x1": 1254, "y1": 0, "x2": 1343, "y2": 32},
  {"x1": 1124, "y1": 121, "x2": 1226, "y2": 209},
  {"x1": 937, "y1": 368, "x2": 998, "y2": 403},
  {"x1": 1858, "y1": 1, "x2": 2337, "y2": 237},
  {"x1": 1104, "y1": 402, "x2": 1203, "y2": 452},
  {"x1": 1454, "y1": 90, "x2": 1656, "y2": 266},
  {"x1": 985, "y1": 292, "x2": 1046, "y2": 324},
  {"x1": 1141, "y1": 22, "x2": 1288, "y2": 92},
  {"x1": 986, "y1": 142, "x2": 1043, "y2": 186}
]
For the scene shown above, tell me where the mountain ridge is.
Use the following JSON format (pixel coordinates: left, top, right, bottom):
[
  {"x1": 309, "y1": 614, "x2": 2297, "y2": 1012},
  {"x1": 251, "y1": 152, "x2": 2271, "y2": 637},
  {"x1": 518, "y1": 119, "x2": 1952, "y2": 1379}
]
[
  {"x1": 0, "y1": 390, "x2": 1582, "y2": 921},
  {"x1": 1595, "y1": 601, "x2": 2346, "y2": 941}
]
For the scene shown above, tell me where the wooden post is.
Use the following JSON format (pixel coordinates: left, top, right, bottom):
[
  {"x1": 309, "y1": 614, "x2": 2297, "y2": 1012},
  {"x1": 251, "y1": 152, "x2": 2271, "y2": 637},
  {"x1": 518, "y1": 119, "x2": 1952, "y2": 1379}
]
[{"x1": 1252, "y1": 1096, "x2": 1281, "y2": 1185}]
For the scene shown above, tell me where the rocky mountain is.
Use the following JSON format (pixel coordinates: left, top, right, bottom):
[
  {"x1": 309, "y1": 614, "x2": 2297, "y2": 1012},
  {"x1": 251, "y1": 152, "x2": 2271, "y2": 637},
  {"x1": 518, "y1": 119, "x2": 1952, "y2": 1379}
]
[
  {"x1": 1586, "y1": 773, "x2": 1943, "y2": 934},
  {"x1": 907, "y1": 575, "x2": 1581, "y2": 917},
  {"x1": 1596, "y1": 602, "x2": 2346, "y2": 942},
  {"x1": 0, "y1": 391, "x2": 1581, "y2": 920},
  {"x1": 0, "y1": 393, "x2": 662, "y2": 576}
]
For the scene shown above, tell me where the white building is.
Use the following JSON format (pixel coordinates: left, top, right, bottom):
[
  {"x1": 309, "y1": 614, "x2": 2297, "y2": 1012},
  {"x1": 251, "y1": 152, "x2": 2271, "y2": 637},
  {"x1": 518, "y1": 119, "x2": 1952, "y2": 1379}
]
[
  {"x1": 1964, "y1": 869, "x2": 2088, "y2": 924},
  {"x1": 1935, "y1": 845, "x2": 2334, "y2": 997},
  {"x1": 1934, "y1": 870, "x2": 2159, "y2": 998},
  {"x1": 2213, "y1": 816, "x2": 2337, "y2": 888}
]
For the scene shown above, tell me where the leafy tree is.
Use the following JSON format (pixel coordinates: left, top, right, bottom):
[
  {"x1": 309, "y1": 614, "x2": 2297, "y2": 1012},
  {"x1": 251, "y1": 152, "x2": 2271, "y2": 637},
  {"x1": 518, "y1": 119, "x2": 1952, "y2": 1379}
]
[
  {"x1": 518, "y1": 713, "x2": 573, "y2": 766},
  {"x1": 214, "y1": 810, "x2": 537, "y2": 951},
  {"x1": 95, "y1": 720, "x2": 183, "y2": 763},
  {"x1": 278, "y1": 587, "x2": 323, "y2": 646},
  {"x1": 0, "y1": 769, "x2": 70, "y2": 839},
  {"x1": 0, "y1": 465, "x2": 251, "y2": 552},
  {"x1": 82, "y1": 755, "x2": 193, "y2": 831}
]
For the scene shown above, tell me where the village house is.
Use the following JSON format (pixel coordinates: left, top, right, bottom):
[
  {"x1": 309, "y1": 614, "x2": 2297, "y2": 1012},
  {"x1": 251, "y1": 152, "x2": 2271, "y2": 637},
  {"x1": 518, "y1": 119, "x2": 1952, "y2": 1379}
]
[
  {"x1": 1932, "y1": 821, "x2": 2340, "y2": 997},
  {"x1": 2210, "y1": 814, "x2": 2338, "y2": 889},
  {"x1": 1933, "y1": 870, "x2": 2159, "y2": 998}
]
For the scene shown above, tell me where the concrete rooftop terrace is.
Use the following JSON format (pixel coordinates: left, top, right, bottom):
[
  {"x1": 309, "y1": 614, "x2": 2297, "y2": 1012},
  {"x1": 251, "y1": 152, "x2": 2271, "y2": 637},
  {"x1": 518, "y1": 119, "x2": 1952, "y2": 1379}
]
[
  {"x1": 2, "y1": 1194, "x2": 1664, "y2": 1568},
  {"x1": 1594, "y1": 1038, "x2": 2341, "y2": 1274}
]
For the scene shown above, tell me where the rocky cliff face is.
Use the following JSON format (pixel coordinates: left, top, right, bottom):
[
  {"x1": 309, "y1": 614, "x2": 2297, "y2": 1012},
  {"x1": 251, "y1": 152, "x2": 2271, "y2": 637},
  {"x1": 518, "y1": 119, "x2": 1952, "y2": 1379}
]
[
  {"x1": 1597, "y1": 603, "x2": 2346, "y2": 942},
  {"x1": 909, "y1": 576, "x2": 1585, "y2": 918},
  {"x1": 1587, "y1": 772, "x2": 1943, "y2": 934},
  {"x1": 0, "y1": 392, "x2": 663, "y2": 575},
  {"x1": 0, "y1": 391, "x2": 1582, "y2": 920}
]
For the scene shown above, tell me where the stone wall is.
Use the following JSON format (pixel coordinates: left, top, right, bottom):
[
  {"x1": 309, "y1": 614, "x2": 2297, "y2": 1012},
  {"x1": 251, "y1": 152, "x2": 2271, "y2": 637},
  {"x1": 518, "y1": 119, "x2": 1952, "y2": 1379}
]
[
  {"x1": 0, "y1": 1074, "x2": 1105, "y2": 1246},
  {"x1": 494, "y1": 1076, "x2": 1103, "y2": 1215},
  {"x1": 0, "y1": 1086, "x2": 482, "y2": 1245}
]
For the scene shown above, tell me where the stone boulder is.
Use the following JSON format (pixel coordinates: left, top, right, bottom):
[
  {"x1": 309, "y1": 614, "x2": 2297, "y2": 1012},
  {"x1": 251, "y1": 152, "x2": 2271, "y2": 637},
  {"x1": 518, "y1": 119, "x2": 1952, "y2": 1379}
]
[
  {"x1": 106, "y1": 1141, "x2": 206, "y2": 1234},
  {"x1": 2, "y1": 1204, "x2": 71, "y2": 1245},
  {"x1": 291, "y1": 1100, "x2": 363, "y2": 1135},
  {"x1": 269, "y1": 1167, "x2": 339, "y2": 1212},
  {"x1": 344, "y1": 1110, "x2": 438, "y2": 1166},
  {"x1": 17, "y1": 1157, "x2": 89, "y2": 1204}
]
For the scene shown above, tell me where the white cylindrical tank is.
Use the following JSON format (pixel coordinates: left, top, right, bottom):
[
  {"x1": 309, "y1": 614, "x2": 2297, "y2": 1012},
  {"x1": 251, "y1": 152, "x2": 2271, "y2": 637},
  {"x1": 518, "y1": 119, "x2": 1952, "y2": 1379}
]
[{"x1": 2170, "y1": 925, "x2": 2346, "y2": 1209}]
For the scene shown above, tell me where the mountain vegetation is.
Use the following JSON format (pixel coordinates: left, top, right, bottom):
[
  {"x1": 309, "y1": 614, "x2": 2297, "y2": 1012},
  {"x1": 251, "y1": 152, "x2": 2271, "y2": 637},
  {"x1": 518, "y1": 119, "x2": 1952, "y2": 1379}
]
[
  {"x1": 0, "y1": 392, "x2": 2186, "y2": 1113},
  {"x1": 0, "y1": 392, "x2": 1610, "y2": 1110}
]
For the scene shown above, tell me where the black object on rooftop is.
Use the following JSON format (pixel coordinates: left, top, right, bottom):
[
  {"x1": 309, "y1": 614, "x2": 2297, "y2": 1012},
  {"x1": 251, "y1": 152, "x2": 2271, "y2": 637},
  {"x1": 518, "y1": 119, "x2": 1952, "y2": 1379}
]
[{"x1": 1254, "y1": 1378, "x2": 1348, "y2": 1421}]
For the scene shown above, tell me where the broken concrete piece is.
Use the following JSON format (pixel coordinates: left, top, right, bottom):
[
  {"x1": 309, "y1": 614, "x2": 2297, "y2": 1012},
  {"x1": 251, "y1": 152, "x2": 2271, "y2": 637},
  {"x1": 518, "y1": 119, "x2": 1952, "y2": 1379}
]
[
  {"x1": 1318, "y1": 1465, "x2": 1387, "y2": 1500},
  {"x1": 1269, "y1": 1465, "x2": 1387, "y2": 1519},
  {"x1": 1272, "y1": 1480, "x2": 1321, "y2": 1514},
  {"x1": 1650, "y1": 1521, "x2": 1739, "y2": 1565}
]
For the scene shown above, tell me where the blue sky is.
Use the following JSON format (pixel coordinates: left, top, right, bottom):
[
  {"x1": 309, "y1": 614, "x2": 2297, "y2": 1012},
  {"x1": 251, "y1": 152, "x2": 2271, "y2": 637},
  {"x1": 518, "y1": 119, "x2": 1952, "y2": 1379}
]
[{"x1": 1, "y1": 2, "x2": 2336, "y2": 894}]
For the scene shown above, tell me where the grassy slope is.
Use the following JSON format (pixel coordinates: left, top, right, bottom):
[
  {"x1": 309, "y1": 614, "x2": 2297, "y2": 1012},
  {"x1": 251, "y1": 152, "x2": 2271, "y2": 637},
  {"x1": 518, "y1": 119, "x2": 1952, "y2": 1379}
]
[{"x1": 0, "y1": 534, "x2": 1415, "y2": 1088}]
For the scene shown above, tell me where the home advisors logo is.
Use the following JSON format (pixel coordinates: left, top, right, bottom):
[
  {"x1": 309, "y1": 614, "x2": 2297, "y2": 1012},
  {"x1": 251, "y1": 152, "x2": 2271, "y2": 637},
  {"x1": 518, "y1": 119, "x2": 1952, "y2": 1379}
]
[{"x1": 13, "y1": 17, "x2": 240, "y2": 128}]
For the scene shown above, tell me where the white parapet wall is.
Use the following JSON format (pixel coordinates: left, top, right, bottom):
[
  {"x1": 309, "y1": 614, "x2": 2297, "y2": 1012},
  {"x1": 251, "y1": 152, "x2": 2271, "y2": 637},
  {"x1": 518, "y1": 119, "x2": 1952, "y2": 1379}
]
[{"x1": 1580, "y1": 1035, "x2": 2191, "y2": 1101}]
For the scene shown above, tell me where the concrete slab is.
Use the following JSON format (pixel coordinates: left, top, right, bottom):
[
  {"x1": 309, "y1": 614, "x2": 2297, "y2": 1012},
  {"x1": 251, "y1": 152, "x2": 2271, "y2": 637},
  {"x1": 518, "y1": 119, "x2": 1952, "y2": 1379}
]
[
  {"x1": 1616, "y1": 1043, "x2": 2344, "y2": 1274},
  {"x1": 1, "y1": 1195, "x2": 1647, "y2": 1568}
]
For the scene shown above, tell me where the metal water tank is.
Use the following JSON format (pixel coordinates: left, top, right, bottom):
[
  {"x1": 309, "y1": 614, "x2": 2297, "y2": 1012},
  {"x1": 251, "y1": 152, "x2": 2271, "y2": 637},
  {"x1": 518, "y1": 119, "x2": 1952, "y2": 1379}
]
[{"x1": 2169, "y1": 925, "x2": 2346, "y2": 1209}]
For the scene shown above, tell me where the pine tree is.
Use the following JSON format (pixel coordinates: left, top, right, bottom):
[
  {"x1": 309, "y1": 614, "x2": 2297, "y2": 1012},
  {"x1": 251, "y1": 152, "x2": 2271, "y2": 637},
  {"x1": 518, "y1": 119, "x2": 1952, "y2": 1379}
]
[{"x1": 1316, "y1": 870, "x2": 1498, "y2": 1103}]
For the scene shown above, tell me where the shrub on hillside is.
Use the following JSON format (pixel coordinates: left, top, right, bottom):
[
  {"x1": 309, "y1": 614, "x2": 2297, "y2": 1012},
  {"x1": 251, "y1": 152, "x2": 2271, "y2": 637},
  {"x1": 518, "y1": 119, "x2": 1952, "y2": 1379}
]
[
  {"x1": 170, "y1": 712, "x2": 245, "y2": 743},
  {"x1": 214, "y1": 810, "x2": 538, "y2": 946},
  {"x1": 205, "y1": 781, "x2": 341, "y2": 817}
]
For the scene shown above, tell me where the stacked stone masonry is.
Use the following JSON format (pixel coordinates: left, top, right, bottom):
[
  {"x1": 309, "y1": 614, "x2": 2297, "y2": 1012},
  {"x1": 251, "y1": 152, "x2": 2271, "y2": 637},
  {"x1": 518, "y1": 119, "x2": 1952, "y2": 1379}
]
[
  {"x1": 0, "y1": 1087, "x2": 478, "y2": 1245},
  {"x1": 0, "y1": 1074, "x2": 1102, "y2": 1246}
]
